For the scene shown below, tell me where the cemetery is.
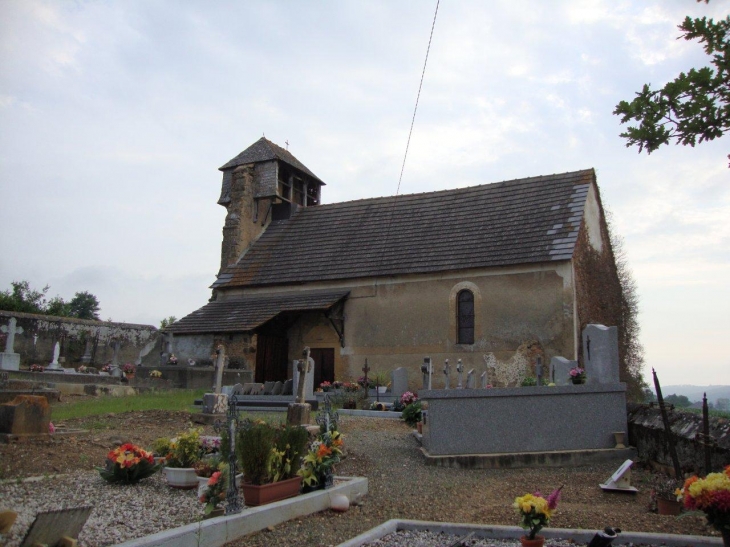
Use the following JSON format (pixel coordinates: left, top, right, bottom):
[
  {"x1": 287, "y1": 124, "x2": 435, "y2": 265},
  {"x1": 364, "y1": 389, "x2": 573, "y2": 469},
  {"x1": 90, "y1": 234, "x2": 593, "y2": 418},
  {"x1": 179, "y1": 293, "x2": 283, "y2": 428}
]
[{"x1": 1, "y1": 313, "x2": 729, "y2": 547}]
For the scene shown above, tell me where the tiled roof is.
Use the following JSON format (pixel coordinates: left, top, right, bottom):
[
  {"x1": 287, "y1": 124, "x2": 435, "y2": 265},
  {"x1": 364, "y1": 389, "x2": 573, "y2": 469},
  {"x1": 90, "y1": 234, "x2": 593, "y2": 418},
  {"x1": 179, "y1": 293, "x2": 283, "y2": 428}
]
[
  {"x1": 219, "y1": 137, "x2": 324, "y2": 183},
  {"x1": 213, "y1": 169, "x2": 595, "y2": 289},
  {"x1": 167, "y1": 290, "x2": 349, "y2": 334}
]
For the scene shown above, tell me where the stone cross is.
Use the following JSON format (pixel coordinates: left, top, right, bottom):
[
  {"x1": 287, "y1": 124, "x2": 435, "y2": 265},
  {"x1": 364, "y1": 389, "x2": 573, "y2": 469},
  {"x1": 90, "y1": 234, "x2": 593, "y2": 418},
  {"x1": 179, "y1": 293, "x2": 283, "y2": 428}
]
[
  {"x1": 421, "y1": 357, "x2": 432, "y2": 390},
  {"x1": 480, "y1": 371, "x2": 488, "y2": 388},
  {"x1": 1, "y1": 318, "x2": 23, "y2": 353},
  {"x1": 466, "y1": 369, "x2": 475, "y2": 389},
  {"x1": 111, "y1": 340, "x2": 121, "y2": 367},
  {"x1": 296, "y1": 347, "x2": 312, "y2": 404},
  {"x1": 214, "y1": 345, "x2": 226, "y2": 395},
  {"x1": 456, "y1": 359, "x2": 464, "y2": 389},
  {"x1": 362, "y1": 358, "x2": 370, "y2": 388},
  {"x1": 443, "y1": 359, "x2": 451, "y2": 389}
]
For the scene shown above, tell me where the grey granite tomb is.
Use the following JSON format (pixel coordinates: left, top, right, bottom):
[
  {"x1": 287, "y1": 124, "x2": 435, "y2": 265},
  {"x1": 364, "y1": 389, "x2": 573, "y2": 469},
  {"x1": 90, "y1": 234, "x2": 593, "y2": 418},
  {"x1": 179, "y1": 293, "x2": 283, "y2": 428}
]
[{"x1": 582, "y1": 323, "x2": 620, "y2": 385}]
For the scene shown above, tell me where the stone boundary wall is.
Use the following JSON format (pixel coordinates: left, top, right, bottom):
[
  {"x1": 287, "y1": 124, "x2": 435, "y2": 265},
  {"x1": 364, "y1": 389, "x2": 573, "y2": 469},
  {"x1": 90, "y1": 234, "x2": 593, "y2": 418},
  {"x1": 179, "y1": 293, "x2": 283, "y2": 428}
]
[
  {"x1": 0, "y1": 310, "x2": 160, "y2": 368},
  {"x1": 627, "y1": 403, "x2": 730, "y2": 473}
]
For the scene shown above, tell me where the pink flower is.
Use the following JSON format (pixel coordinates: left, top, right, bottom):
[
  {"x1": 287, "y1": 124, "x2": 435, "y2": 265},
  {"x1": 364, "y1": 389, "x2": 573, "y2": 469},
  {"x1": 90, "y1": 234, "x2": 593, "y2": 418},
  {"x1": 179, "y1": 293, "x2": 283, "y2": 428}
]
[
  {"x1": 48, "y1": 422, "x2": 55, "y2": 434},
  {"x1": 208, "y1": 471, "x2": 221, "y2": 486},
  {"x1": 547, "y1": 486, "x2": 563, "y2": 510}
]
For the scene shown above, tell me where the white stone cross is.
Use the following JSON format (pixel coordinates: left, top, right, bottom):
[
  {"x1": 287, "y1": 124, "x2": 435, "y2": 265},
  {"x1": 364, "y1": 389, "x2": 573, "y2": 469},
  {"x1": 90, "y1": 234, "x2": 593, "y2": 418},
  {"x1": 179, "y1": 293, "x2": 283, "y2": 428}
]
[
  {"x1": 214, "y1": 345, "x2": 226, "y2": 395},
  {"x1": 296, "y1": 347, "x2": 312, "y2": 403},
  {"x1": 1, "y1": 317, "x2": 24, "y2": 353},
  {"x1": 456, "y1": 359, "x2": 464, "y2": 389}
]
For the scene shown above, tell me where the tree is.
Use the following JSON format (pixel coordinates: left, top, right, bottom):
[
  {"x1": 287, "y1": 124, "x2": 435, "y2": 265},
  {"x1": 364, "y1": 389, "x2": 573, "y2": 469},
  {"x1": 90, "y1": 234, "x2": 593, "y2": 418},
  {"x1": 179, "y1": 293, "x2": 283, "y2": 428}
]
[
  {"x1": 45, "y1": 296, "x2": 70, "y2": 317},
  {"x1": 614, "y1": 14, "x2": 730, "y2": 165},
  {"x1": 0, "y1": 281, "x2": 49, "y2": 314},
  {"x1": 665, "y1": 393, "x2": 692, "y2": 408},
  {"x1": 68, "y1": 291, "x2": 101, "y2": 320},
  {"x1": 160, "y1": 316, "x2": 177, "y2": 329}
]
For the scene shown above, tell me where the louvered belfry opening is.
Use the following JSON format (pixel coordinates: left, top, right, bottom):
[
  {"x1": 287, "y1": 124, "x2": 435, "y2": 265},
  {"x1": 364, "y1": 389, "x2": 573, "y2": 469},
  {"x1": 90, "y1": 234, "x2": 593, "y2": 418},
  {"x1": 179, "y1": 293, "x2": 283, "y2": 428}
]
[{"x1": 457, "y1": 289, "x2": 474, "y2": 345}]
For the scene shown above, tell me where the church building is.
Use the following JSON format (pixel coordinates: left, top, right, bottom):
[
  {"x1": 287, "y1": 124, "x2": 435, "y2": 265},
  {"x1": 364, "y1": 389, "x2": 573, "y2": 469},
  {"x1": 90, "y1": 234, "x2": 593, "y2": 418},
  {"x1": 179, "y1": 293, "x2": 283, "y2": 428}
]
[{"x1": 168, "y1": 137, "x2": 624, "y2": 390}]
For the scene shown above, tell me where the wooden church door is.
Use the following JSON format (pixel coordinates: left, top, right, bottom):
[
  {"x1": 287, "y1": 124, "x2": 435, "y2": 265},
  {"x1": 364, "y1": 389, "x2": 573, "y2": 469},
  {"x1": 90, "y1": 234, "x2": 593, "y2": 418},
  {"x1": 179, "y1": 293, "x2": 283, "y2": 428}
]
[{"x1": 310, "y1": 348, "x2": 334, "y2": 390}]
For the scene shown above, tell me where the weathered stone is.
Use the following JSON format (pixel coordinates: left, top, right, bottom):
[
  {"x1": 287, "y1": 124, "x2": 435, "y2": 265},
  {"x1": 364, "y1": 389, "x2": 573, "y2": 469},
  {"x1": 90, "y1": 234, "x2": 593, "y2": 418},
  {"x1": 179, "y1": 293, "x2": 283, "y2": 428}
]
[
  {"x1": 390, "y1": 367, "x2": 408, "y2": 399},
  {"x1": 0, "y1": 395, "x2": 51, "y2": 437},
  {"x1": 286, "y1": 402, "x2": 311, "y2": 426}
]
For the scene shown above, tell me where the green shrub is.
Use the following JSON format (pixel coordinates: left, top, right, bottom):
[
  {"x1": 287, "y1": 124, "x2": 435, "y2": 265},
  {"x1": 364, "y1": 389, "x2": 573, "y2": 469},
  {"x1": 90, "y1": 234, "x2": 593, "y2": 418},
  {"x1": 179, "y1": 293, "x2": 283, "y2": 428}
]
[
  {"x1": 275, "y1": 424, "x2": 309, "y2": 480},
  {"x1": 402, "y1": 401, "x2": 422, "y2": 427},
  {"x1": 166, "y1": 429, "x2": 202, "y2": 468},
  {"x1": 521, "y1": 376, "x2": 537, "y2": 387},
  {"x1": 236, "y1": 422, "x2": 276, "y2": 485}
]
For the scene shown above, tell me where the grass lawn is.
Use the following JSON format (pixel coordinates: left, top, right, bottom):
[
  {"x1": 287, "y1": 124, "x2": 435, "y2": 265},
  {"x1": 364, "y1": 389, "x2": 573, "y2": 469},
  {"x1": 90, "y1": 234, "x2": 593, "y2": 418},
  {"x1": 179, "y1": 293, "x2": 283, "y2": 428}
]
[{"x1": 50, "y1": 389, "x2": 288, "y2": 424}]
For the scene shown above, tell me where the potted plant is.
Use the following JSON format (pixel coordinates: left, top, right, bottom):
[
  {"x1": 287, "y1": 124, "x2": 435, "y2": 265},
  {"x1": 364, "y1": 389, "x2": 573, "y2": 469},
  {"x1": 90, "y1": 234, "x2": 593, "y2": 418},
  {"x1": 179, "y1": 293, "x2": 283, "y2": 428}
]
[
  {"x1": 678, "y1": 465, "x2": 730, "y2": 546},
  {"x1": 122, "y1": 363, "x2": 136, "y2": 379},
  {"x1": 569, "y1": 366, "x2": 586, "y2": 384},
  {"x1": 233, "y1": 422, "x2": 309, "y2": 506},
  {"x1": 513, "y1": 487, "x2": 562, "y2": 547},
  {"x1": 402, "y1": 400, "x2": 422, "y2": 428},
  {"x1": 164, "y1": 428, "x2": 202, "y2": 489},
  {"x1": 194, "y1": 455, "x2": 223, "y2": 497},
  {"x1": 319, "y1": 381, "x2": 332, "y2": 392},
  {"x1": 299, "y1": 428, "x2": 344, "y2": 492},
  {"x1": 651, "y1": 474, "x2": 684, "y2": 515},
  {"x1": 150, "y1": 437, "x2": 171, "y2": 465},
  {"x1": 372, "y1": 372, "x2": 389, "y2": 394},
  {"x1": 199, "y1": 465, "x2": 230, "y2": 518},
  {"x1": 97, "y1": 443, "x2": 161, "y2": 484}
]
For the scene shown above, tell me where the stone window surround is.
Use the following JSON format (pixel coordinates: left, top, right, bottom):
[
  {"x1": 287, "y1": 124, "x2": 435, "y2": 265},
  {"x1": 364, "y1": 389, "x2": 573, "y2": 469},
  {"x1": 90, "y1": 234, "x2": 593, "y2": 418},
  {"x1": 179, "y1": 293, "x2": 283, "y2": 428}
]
[{"x1": 449, "y1": 281, "x2": 482, "y2": 347}]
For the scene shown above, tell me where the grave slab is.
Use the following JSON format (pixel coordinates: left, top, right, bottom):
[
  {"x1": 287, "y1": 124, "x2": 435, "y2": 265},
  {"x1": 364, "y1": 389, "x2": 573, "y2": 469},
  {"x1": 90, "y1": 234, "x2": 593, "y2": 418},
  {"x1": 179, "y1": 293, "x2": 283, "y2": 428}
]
[{"x1": 582, "y1": 323, "x2": 620, "y2": 385}]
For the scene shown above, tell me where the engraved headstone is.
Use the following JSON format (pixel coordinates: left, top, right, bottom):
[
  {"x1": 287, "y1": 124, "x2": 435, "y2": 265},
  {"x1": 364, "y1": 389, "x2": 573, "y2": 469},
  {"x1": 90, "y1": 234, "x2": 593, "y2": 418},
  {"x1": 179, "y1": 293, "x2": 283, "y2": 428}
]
[
  {"x1": 271, "y1": 381, "x2": 283, "y2": 395},
  {"x1": 263, "y1": 381, "x2": 275, "y2": 395},
  {"x1": 550, "y1": 356, "x2": 577, "y2": 386},
  {"x1": 582, "y1": 324, "x2": 620, "y2": 384},
  {"x1": 81, "y1": 338, "x2": 93, "y2": 364},
  {"x1": 282, "y1": 379, "x2": 294, "y2": 396},
  {"x1": 110, "y1": 340, "x2": 121, "y2": 367},
  {"x1": 480, "y1": 371, "x2": 488, "y2": 388},
  {"x1": 443, "y1": 359, "x2": 451, "y2": 389},
  {"x1": 221, "y1": 383, "x2": 243, "y2": 397},
  {"x1": 390, "y1": 367, "x2": 408, "y2": 399}
]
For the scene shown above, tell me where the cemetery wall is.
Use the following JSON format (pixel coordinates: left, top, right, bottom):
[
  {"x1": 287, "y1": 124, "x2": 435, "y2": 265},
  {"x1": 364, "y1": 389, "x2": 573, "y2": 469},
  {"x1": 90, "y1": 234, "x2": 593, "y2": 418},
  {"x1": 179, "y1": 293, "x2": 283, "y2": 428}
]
[
  {"x1": 627, "y1": 403, "x2": 730, "y2": 473},
  {"x1": 0, "y1": 310, "x2": 160, "y2": 368},
  {"x1": 172, "y1": 332, "x2": 256, "y2": 369},
  {"x1": 284, "y1": 262, "x2": 577, "y2": 390}
]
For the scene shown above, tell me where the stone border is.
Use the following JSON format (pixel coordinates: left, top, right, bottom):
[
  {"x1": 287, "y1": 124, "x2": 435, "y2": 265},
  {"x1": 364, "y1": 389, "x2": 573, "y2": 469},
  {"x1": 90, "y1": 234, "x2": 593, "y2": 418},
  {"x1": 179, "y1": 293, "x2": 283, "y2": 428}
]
[
  {"x1": 336, "y1": 519, "x2": 724, "y2": 547},
  {"x1": 114, "y1": 476, "x2": 368, "y2": 547}
]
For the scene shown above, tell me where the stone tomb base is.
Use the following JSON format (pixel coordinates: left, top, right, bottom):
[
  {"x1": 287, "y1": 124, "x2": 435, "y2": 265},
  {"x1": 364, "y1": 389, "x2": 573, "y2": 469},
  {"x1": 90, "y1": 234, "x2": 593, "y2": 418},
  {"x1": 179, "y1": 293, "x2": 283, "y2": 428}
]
[
  {"x1": 0, "y1": 395, "x2": 51, "y2": 443},
  {"x1": 287, "y1": 403, "x2": 311, "y2": 426}
]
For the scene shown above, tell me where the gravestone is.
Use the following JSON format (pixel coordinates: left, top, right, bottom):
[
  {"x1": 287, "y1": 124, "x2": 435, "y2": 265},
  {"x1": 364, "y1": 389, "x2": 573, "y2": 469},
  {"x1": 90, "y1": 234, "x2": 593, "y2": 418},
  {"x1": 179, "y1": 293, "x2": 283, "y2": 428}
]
[
  {"x1": 291, "y1": 357, "x2": 315, "y2": 400},
  {"x1": 390, "y1": 367, "x2": 408, "y2": 399},
  {"x1": 221, "y1": 383, "x2": 243, "y2": 397},
  {"x1": 110, "y1": 340, "x2": 121, "y2": 367},
  {"x1": 282, "y1": 379, "x2": 293, "y2": 396},
  {"x1": 46, "y1": 342, "x2": 62, "y2": 371},
  {"x1": 287, "y1": 347, "x2": 313, "y2": 426},
  {"x1": 19, "y1": 506, "x2": 93, "y2": 547},
  {"x1": 263, "y1": 381, "x2": 275, "y2": 395},
  {"x1": 550, "y1": 356, "x2": 578, "y2": 386},
  {"x1": 0, "y1": 317, "x2": 23, "y2": 371},
  {"x1": 456, "y1": 359, "x2": 464, "y2": 389},
  {"x1": 271, "y1": 381, "x2": 283, "y2": 395},
  {"x1": 443, "y1": 359, "x2": 451, "y2": 389},
  {"x1": 480, "y1": 371, "x2": 488, "y2": 388},
  {"x1": 536, "y1": 356, "x2": 544, "y2": 386},
  {"x1": 0, "y1": 395, "x2": 51, "y2": 441},
  {"x1": 81, "y1": 338, "x2": 93, "y2": 364},
  {"x1": 466, "y1": 369, "x2": 475, "y2": 389},
  {"x1": 582, "y1": 324, "x2": 620, "y2": 385}
]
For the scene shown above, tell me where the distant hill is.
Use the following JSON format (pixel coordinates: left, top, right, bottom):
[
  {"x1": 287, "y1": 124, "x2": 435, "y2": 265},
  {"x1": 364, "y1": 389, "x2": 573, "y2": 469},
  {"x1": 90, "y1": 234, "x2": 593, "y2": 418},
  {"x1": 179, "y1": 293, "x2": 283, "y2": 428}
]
[{"x1": 659, "y1": 385, "x2": 730, "y2": 405}]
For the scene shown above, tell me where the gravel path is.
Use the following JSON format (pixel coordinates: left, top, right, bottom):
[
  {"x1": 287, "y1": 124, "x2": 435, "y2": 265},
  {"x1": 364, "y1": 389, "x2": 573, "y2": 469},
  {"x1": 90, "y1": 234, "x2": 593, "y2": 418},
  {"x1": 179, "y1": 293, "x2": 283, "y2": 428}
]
[{"x1": 1, "y1": 415, "x2": 723, "y2": 547}]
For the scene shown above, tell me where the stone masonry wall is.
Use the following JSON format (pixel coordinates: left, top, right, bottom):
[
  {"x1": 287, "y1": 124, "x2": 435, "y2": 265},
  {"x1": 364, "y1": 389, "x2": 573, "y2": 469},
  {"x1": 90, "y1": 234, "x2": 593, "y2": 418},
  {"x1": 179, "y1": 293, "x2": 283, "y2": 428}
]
[
  {"x1": 628, "y1": 403, "x2": 730, "y2": 474},
  {"x1": 0, "y1": 310, "x2": 160, "y2": 368}
]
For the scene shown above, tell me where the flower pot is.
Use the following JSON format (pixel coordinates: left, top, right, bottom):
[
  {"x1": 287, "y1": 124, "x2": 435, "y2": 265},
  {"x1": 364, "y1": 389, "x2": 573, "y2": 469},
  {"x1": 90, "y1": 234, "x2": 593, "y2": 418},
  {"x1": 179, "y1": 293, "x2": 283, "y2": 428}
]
[
  {"x1": 613, "y1": 431, "x2": 626, "y2": 449},
  {"x1": 241, "y1": 476, "x2": 302, "y2": 507},
  {"x1": 164, "y1": 467, "x2": 198, "y2": 489},
  {"x1": 657, "y1": 497, "x2": 682, "y2": 516},
  {"x1": 570, "y1": 376, "x2": 585, "y2": 385},
  {"x1": 197, "y1": 476, "x2": 210, "y2": 498},
  {"x1": 204, "y1": 507, "x2": 225, "y2": 519},
  {"x1": 417, "y1": 422, "x2": 423, "y2": 434},
  {"x1": 125, "y1": 372, "x2": 135, "y2": 380},
  {"x1": 520, "y1": 536, "x2": 545, "y2": 547},
  {"x1": 377, "y1": 386, "x2": 387, "y2": 394}
]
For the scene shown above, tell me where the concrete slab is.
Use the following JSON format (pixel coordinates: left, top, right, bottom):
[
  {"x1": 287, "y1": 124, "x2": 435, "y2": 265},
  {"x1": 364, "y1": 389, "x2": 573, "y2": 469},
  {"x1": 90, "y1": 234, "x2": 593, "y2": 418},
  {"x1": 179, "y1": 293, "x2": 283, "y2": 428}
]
[
  {"x1": 420, "y1": 446, "x2": 637, "y2": 469},
  {"x1": 336, "y1": 520, "x2": 724, "y2": 547}
]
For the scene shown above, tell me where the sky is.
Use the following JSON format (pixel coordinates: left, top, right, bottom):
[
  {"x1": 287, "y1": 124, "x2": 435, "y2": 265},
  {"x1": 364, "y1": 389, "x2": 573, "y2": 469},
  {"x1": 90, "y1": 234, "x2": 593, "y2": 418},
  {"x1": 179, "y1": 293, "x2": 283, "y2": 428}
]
[{"x1": 0, "y1": 0, "x2": 728, "y2": 386}]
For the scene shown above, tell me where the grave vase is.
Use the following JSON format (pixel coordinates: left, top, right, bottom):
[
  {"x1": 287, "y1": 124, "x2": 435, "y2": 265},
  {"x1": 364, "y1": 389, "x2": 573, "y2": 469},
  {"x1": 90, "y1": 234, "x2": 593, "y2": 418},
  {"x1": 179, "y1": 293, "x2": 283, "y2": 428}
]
[
  {"x1": 519, "y1": 536, "x2": 544, "y2": 547},
  {"x1": 570, "y1": 376, "x2": 585, "y2": 385},
  {"x1": 164, "y1": 467, "x2": 198, "y2": 489}
]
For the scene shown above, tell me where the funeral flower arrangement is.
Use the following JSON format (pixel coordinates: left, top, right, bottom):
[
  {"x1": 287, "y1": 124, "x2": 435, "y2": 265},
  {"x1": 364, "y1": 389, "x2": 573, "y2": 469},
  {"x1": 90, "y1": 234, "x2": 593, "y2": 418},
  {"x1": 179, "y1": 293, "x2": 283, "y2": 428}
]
[
  {"x1": 677, "y1": 465, "x2": 730, "y2": 537},
  {"x1": 149, "y1": 369, "x2": 162, "y2": 378},
  {"x1": 318, "y1": 380, "x2": 333, "y2": 392},
  {"x1": 569, "y1": 366, "x2": 586, "y2": 383},
  {"x1": 165, "y1": 428, "x2": 203, "y2": 468},
  {"x1": 513, "y1": 487, "x2": 562, "y2": 540},
  {"x1": 29, "y1": 364, "x2": 44, "y2": 372},
  {"x1": 97, "y1": 443, "x2": 161, "y2": 484},
  {"x1": 299, "y1": 428, "x2": 344, "y2": 489},
  {"x1": 101, "y1": 364, "x2": 113, "y2": 373},
  {"x1": 122, "y1": 363, "x2": 136, "y2": 374},
  {"x1": 401, "y1": 391, "x2": 418, "y2": 406},
  {"x1": 168, "y1": 354, "x2": 178, "y2": 365},
  {"x1": 200, "y1": 465, "x2": 229, "y2": 514}
]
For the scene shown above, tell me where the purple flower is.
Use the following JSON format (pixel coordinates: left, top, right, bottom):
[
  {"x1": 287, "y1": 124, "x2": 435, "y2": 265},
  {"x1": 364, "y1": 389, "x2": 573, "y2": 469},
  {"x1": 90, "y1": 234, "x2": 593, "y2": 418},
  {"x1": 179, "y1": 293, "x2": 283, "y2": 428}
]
[{"x1": 547, "y1": 486, "x2": 563, "y2": 510}]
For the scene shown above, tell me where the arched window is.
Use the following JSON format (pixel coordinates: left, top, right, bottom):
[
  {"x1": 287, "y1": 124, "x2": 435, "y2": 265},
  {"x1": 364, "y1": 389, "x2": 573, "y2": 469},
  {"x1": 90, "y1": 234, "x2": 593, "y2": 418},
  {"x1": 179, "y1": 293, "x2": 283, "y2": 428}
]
[{"x1": 457, "y1": 290, "x2": 474, "y2": 345}]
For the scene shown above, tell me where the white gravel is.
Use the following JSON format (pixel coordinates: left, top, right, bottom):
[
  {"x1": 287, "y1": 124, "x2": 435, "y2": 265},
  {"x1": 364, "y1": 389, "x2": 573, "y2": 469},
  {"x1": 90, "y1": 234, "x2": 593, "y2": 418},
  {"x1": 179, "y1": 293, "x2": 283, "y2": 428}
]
[{"x1": 1, "y1": 471, "x2": 203, "y2": 546}]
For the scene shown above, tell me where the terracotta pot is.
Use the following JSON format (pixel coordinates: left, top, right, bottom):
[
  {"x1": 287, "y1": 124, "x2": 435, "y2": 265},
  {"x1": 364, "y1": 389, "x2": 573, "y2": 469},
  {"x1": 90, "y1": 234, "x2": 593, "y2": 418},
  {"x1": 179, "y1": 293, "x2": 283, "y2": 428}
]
[
  {"x1": 417, "y1": 422, "x2": 423, "y2": 434},
  {"x1": 241, "y1": 476, "x2": 302, "y2": 506},
  {"x1": 164, "y1": 467, "x2": 198, "y2": 489},
  {"x1": 520, "y1": 535, "x2": 545, "y2": 547},
  {"x1": 657, "y1": 497, "x2": 682, "y2": 516},
  {"x1": 125, "y1": 372, "x2": 135, "y2": 380}
]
